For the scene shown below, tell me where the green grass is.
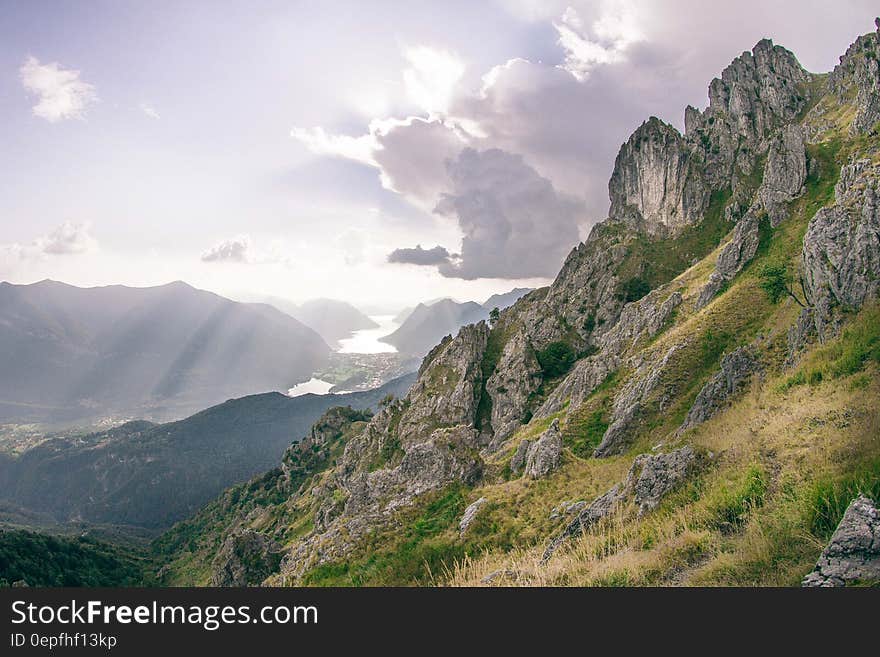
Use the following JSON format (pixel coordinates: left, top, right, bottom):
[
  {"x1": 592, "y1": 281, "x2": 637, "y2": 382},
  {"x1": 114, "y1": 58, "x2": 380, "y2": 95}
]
[
  {"x1": 781, "y1": 304, "x2": 880, "y2": 390},
  {"x1": 302, "y1": 485, "x2": 468, "y2": 586}
]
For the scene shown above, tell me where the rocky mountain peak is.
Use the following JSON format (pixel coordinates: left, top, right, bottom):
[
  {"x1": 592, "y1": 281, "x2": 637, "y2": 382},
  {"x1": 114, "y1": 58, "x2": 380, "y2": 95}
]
[
  {"x1": 827, "y1": 18, "x2": 880, "y2": 134},
  {"x1": 608, "y1": 116, "x2": 709, "y2": 237}
]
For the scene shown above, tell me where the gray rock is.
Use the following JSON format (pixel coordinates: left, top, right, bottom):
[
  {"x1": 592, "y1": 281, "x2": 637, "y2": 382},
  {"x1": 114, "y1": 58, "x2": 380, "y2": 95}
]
[
  {"x1": 485, "y1": 331, "x2": 543, "y2": 443},
  {"x1": 828, "y1": 20, "x2": 880, "y2": 134},
  {"x1": 758, "y1": 125, "x2": 807, "y2": 226},
  {"x1": 608, "y1": 117, "x2": 709, "y2": 237},
  {"x1": 677, "y1": 347, "x2": 761, "y2": 435},
  {"x1": 594, "y1": 343, "x2": 684, "y2": 457},
  {"x1": 210, "y1": 529, "x2": 283, "y2": 587},
  {"x1": 624, "y1": 446, "x2": 699, "y2": 515},
  {"x1": 459, "y1": 497, "x2": 488, "y2": 536},
  {"x1": 802, "y1": 495, "x2": 880, "y2": 586},
  {"x1": 802, "y1": 159, "x2": 880, "y2": 340},
  {"x1": 549, "y1": 500, "x2": 587, "y2": 520},
  {"x1": 523, "y1": 419, "x2": 563, "y2": 479},
  {"x1": 509, "y1": 439, "x2": 531, "y2": 475},
  {"x1": 696, "y1": 213, "x2": 761, "y2": 310},
  {"x1": 543, "y1": 446, "x2": 699, "y2": 560}
]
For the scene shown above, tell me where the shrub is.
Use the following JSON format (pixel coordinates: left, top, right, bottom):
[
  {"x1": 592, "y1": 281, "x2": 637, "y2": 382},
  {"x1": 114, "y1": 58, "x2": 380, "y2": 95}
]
[
  {"x1": 620, "y1": 276, "x2": 651, "y2": 303},
  {"x1": 537, "y1": 341, "x2": 577, "y2": 378}
]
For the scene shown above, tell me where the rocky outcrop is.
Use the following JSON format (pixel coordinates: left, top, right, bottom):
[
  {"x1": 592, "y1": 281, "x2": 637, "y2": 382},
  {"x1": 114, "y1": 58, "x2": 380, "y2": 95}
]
[
  {"x1": 758, "y1": 125, "x2": 808, "y2": 226},
  {"x1": 686, "y1": 39, "x2": 812, "y2": 189},
  {"x1": 523, "y1": 419, "x2": 563, "y2": 479},
  {"x1": 608, "y1": 117, "x2": 709, "y2": 237},
  {"x1": 459, "y1": 497, "x2": 488, "y2": 536},
  {"x1": 677, "y1": 347, "x2": 761, "y2": 435},
  {"x1": 543, "y1": 446, "x2": 700, "y2": 559},
  {"x1": 538, "y1": 289, "x2": 682, "y2": 417},
  {"x1": 509, "y1": 439, "x2": 531, "y2": 475},
  {"x1": 593, "y1": 343, "x2": 684, "y2": 458},
  {"x1": 802, "y1": 495, "x2": 880, "y2": 587},
  {"x1": 828, "y1": 18, "x2": 880, "y2": 134},
  {"x1": 210, "y1": 529, "x2": 283, "y2": 587},
  {"x1": 624, "y1": 446, "x2": 700, "y2": 515},
  {"x1": 396, "y1": 322, "x2": 489, "y2": 444},
  {"x1": 801, "y1": 158, "x2": 880, "y2": 340},
  {"x1": 696, "y1": 213, "x2": 761, "y2": 309},
  {"x1": 485, "y1": 331, "x2": 543, "y2": 443}
]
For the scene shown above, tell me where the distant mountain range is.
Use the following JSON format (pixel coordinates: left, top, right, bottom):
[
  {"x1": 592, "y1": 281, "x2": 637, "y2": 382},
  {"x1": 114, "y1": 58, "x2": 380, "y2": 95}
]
[
  {"x1": 0, "y1": 372, "x2": 416, "y2": 529},
  {"x1": 0, "y1": 280, "x2": 331, "y2": 424},
  {"x1": 242, "y1": 295, "x2": 379, "y2": 347},
  {"x1": 380, "y1": 288, "x2": 533, "y2": 355}
]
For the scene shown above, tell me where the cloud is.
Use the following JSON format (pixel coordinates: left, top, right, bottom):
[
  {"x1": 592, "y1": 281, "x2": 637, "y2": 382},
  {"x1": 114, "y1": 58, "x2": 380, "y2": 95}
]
[
  {"x1": 140, "y1": 103, "x2": 160, "y2": 119},
  {"x1": 37, "y1": 221, "x2": 98, "y2": 255},
  {"x1": 554, "y1": 3, "x2": 644, "y2": 80},
  {"x1": 402, "y1": 46, "x2": 465, "y2": 115},
  {"x1": 397, "y1": 148, "x2": 584, "y2": 280},
  {"x1": 0, "y1": 221, "x2": 98, "y2": 274},
  {"x1": 20, "y1": 56, "x2": 98, "y2": 122},
  {"x1": 388, "y1": 244, "x2": 454, "y2": 267},
  {"x1": 201, "y1": 235, "x2": 251, "y2": 263}
]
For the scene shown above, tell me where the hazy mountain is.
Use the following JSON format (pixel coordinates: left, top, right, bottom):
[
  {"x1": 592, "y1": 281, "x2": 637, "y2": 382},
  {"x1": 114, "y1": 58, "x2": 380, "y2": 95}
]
[
  {"x1": 0, "y1": 372, "x2": 416, "y2": 529},
  {"x1": 379, "y1": 299, "x2": 487, "y2": 355},
  {"x1": 482, "y1": 287, "x2": 533, "y2": 311},
  {"x1": 288, "y1": 299, "x2": 378, "y2": 347},
  {"x1": 381, "y1": 290, "x2": 534, "y2": 356},
  {"x1": 0, "y1": 280, "x2": 331, "y2": 424}
]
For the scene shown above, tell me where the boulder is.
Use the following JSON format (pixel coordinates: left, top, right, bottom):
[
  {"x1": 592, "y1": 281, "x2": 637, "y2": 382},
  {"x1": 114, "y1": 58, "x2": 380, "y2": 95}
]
[
  {"x1": 459, "y1": 497, "x2": 488, "y2": 536},
  {"x1": 210, "y1": 529, "x2": 283, "y2": 587},
  {"x1": 802, "y1": 495, "x2": 880, "y2": 586},
  {"x1": 523, "y1": 419, "x2": 564, "y2": 479}
]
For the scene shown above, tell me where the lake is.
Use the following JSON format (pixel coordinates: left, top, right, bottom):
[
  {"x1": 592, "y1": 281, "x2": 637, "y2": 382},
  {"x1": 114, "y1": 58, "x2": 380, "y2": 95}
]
[{"x1": 337, "y1": 315, "x2": 399, "y2": 354}]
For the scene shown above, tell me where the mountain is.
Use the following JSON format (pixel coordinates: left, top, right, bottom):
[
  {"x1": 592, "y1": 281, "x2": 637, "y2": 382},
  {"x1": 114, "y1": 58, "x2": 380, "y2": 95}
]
[
  {"x1": 287, "y1": 299, "x2": 378, "y2": 347},
  {"x1": 0, "y1": 280, "x2": 330, "y2": 425},
  {"x1": 154, "y1": 22, "x2": 880, "y2": 587},
  {"x1": 381, "y1": 290, "x2": 532, "y2": 356},
  {"x1": 379, "y1": 299, "x2": 488, "y2": 355},
  {"x1": 0, "y1": 372, "x2": 415, "y2": 529},
  {"x1": 482, "y1": 288, "x2": 532, "y2": 311}
]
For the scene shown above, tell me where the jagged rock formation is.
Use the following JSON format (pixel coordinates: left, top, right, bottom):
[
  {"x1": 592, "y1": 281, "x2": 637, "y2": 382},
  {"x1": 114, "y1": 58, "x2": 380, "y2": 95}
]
[
  {"x1": 685, "y1": 38, "x2": 812, "y2": 190},
  {"x1": 609, "y1": 117, "x2": 709, "y2": 236},
  {"x1": 696, "y1": 214, "x2": 761, "y2": 309},
  {"x1": 802, "y1": 495, "x2": 880, "y2": 587},
  {"x1": 209, "y1": 529, "x2": 283, "y2": 587},
  {"x1": 594, "y1": 343, "x2": 684, "y2": 457},
  {"x1": 523, "y1": 419, "x2": 563, "y2": 479},
  {"x1": 459, "y1": 497, "x2": 488, "y2": 536},
  {"x1": 486, "y1": 331, "x2": 543, "y2": 443},
  {"x1": 543, "y1": 446, "x2": 700, "y2": 560},
  {"x1": 827, "y1": 19, "x2": 880, "y2": 134},
  {"x1": 803, "y1": 159, "x2": 880, "y2": 323},
  {"x1": 758, "y1": 125, "x2": 808, "y2": 226},
  {"x1": 677, "y1": 347, "x2": 762, "y2": 435}
]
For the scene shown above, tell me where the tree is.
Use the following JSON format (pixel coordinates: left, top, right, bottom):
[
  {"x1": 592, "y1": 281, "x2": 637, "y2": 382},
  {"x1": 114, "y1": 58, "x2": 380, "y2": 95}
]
[
  {"x1": 488, "y1": 307, "x2": 501, "y2": 326},
  {"x1": 757, "y1": 260, "x2": 806, "y2": 307},
  {"x1": 536, "y1": 341, "x2": 576, "y2": 378}
]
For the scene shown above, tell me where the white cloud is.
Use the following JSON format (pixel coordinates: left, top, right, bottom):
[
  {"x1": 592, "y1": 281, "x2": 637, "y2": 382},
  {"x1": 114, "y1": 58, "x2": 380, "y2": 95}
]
[
  {"x1": 19, "y1": 56, "x2": 98, "y2": 122},
  {"x1": 201, "y1": 235, "x2": 252, "y2": 263},
  {"x1": 37, "y1": 221, "x2": 98, "y2": 255},
  {"x1": 140, "y1": 103, "x2": 160, "y2": 119},
  {"x1": 0, "y1": 221, "x2": 98, "y2": 275},
  {"x1": 201, "y1": 235, "x2": 294, "y2": 265},
  {"x1": 402, "y1": 46, "x2": 465, "y2": 115},
  {"x1": 554, "y1": 3, "x2": 644, "y2": 80}
]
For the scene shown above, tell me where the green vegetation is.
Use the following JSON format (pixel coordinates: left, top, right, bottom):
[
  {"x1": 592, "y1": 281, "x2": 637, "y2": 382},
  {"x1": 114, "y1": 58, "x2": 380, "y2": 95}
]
[
  {"x1": 302, "y1": 485, "x2": 468, "y2": 586},
  {"x1": 781, "y1": 304, "x2": 880, "y2": 390},
  {"x1": 0, "y1": 531, "x2": 151, "y2": 587},
  {"x1": 614, "y1": 187, "x2": 733, "y2": 293},
  {"x1": 536, "y1": 341, "x2": 577, "y2": 378},
  {"x1": 757, "y1": 260, "x2": 806, "y2": 306}
]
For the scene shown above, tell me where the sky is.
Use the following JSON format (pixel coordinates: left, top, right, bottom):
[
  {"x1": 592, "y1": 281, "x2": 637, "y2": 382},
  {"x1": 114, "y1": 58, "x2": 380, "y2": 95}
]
[{"x1": 0, "y1": 1, "x2": 877, "y2": 309}]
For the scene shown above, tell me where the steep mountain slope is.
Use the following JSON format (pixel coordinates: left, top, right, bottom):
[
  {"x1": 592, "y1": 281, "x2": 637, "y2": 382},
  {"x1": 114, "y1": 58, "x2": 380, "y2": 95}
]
[
  {"x1": 482, "y1": 288, "x2": 533, "y2": 312},
  {"x1": 155, "y1": 22, "x2": 880, "y2": 587},
  {"x1": 0, "y1": 373, "x2": 415, "y2": 529},
  {"x1": 0, "y1": 280, "x2": 331, "y2": 424}
]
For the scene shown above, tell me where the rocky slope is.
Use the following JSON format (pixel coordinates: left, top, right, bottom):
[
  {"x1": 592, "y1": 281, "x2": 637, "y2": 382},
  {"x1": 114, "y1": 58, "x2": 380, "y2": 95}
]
[{"x1": 156, "y1": 22, "x2": 880, "y2": 587}]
